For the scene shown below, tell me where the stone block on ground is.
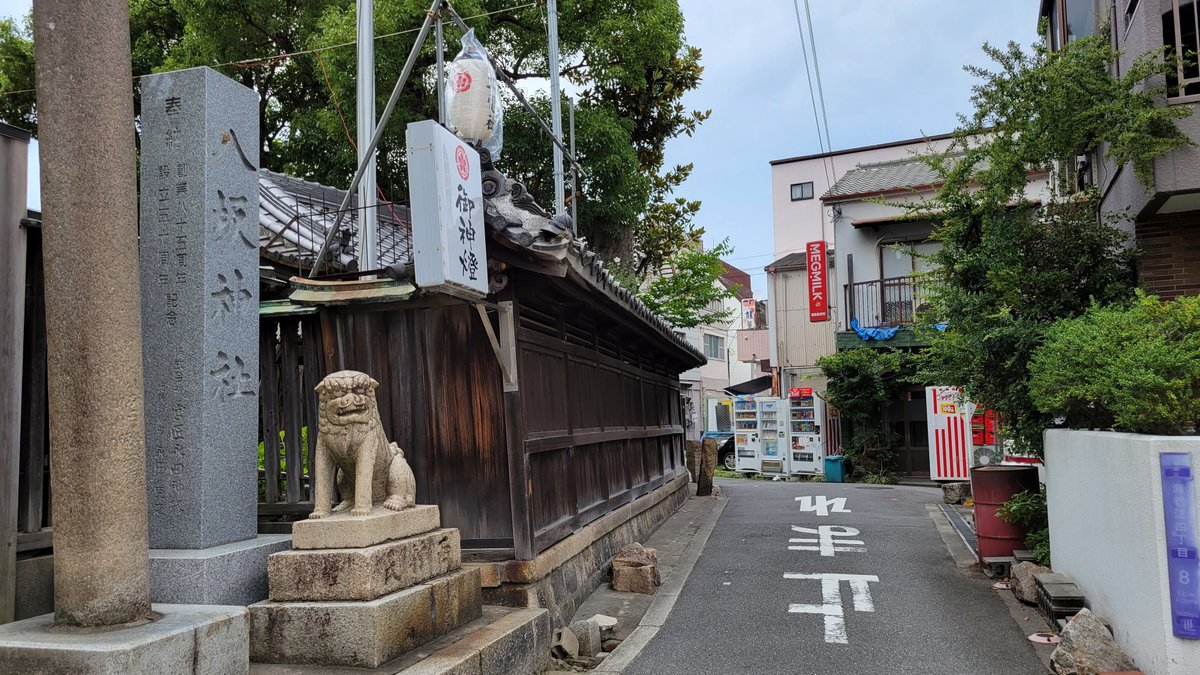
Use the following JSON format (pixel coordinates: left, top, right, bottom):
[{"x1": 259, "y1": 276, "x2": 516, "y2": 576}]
[
  {"x1": 0, "y1": 604, "x2": 248, "y2": 675},
  {"x1": 267, "y1": 528, "x2": 460, "y2": 601},
  {"x1": 941, "y1": 481, "x2": 971, "y2": 504},
  {"x1": 290, "y1": 504, "x2": 441, "y2": 550},
  {"x1": 611, "y1": 542, "x2": 661, "y2": 594},
  {"x1": 550, "y1": 626, "x2": 579, "y2": 659},
  {"x1": 1010, "y1": 561, "x2": 1051, "y2": 605},
  {"x1": 149, "y1": 534, "x2": 291, "y2": 605},
  {"x1": 1050, "y1": 608, "x2": 1135, "y2": 675},
  {"x1": 589, "y1": 613, "x2": 618, "y2": 636},
  {"x1": 569, "y1": 618, "x2": 602, "y2": 657},
  {"x1": 249, "y1": 567, "x2": 481, "y2": 668}
]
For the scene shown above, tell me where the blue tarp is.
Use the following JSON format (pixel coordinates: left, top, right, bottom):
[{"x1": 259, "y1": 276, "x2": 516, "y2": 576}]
[
  {"x1": 850, "y1": 317, "x2": 899, "y2": 341},
  {"x1": 849, "y1": 318, "x2": 951, "y2": 341}
]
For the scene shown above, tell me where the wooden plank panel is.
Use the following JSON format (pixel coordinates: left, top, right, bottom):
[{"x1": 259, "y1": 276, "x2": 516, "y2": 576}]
[
  {"x1": 17, "y1": 230, "x2": 46, "y2": 534},
  {"x1": 1, "y1": 206, "x2": 28, "y2": 623},
  {"x1": 259, "y1": 320, "x2": 282, "y2": 504},
  {"x1": 279, "y1": 318, "x2": 305, "y2": 502}
]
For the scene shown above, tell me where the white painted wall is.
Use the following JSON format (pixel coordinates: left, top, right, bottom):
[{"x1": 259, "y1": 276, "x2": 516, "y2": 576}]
[{"x1": 1045, "y1": 429, "x2": 1200, "y2": 675}]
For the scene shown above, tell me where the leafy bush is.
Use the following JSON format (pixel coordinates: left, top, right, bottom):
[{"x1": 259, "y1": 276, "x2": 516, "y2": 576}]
[
  {"x1": 1029, "y1": 292, "x2": 1200, "y2": 435},
  {"x1": 997, "y1": 487, "x2": 1051, "y2": 567},
  {"x1": 817, "y1": 347, "x2": 918, "y2": 476}
]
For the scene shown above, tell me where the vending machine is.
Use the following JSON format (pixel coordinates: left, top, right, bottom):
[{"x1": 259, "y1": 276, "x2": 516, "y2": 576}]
[
  {"x1": 757, "y1": 398, "x2": 787, "y2": 476},
  {"x1": 733, "y1": 395, "x2": 760, "y2": 473},
  {"x1": 787, "y1": 387, "x2": 826, "y2": 475}
]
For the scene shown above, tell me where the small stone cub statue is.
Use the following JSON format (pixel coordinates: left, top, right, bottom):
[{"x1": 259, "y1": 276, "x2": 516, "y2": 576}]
[{"x1": 310, "y1": 370, "x2": 417, "y2": 518}]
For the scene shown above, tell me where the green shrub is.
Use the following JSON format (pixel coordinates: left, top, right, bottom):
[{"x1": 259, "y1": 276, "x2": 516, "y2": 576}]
[{"x1": 1028, "y1": 292, "x2": 1200, "y2": 435}]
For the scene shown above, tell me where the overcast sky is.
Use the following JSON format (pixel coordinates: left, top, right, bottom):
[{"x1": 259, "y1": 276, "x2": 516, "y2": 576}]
[
  {"x1": 2, "y1": 1, "x2": 1039, "y2": 293},
  {"x1": 669, "y1": 1, "x2": 1038, "y2": 293}
]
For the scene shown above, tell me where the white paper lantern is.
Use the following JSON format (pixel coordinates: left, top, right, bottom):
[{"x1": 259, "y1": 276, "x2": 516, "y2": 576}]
[{"x1": 448, "y1": 59, "x2": 495, "y2": 142}]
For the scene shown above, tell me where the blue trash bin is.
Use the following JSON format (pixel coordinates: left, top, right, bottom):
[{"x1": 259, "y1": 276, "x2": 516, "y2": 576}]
[{"x1": 824, "y1": 455, "x2": 846, "y2": 483}]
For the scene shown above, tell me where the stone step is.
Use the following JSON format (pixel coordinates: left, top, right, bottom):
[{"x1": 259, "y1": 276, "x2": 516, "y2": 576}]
[
  {"x1": 249, "y1": 566, "x2": 482, "y2": 669},
  {"x1": 247, "y1": 606, "x2": 550, "y2": 675},
  {"x1": 267, "y1": 528, "x2": 461, "y2": 602}
]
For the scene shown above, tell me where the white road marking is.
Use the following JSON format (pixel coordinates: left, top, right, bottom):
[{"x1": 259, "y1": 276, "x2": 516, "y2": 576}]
[
  {"x1": 794, "y1": 495, "x2": 851, "y2": 517},
  {"x1": 788, "y1": 525, "x2": 866, "y2": 557},
  {"x1": 785, "y1": 573, "x2": 880, "y2": 644}
]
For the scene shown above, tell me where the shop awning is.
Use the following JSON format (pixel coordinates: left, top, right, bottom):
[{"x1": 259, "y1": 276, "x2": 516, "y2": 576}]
[{"x1": 724, "y1": 375, "x2": 772, "y2": 396}]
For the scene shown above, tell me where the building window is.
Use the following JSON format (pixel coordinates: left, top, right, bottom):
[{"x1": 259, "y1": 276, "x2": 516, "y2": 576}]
[
  {"x1": 790, "y1": 182, "x2": 814, "y2": 201},
  {"x1": 1044, "y1": 0, "x2": 1096, "y2": 51},
  {"x1": 703, "y1": 333, "x2": 725, "y2": 360},
  {"x1": 1163, "y1": 0, "x2": 1200, "y2": 98}
]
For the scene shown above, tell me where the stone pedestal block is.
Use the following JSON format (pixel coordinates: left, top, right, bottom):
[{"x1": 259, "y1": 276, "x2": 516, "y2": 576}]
[
  {"x1": 291, "y1": 504, "x2": 441, "y2": 550},
  {"x1": 0, "y1": 604, "x2": 248, "y2": 675},
  {"x1": 149, "y1": 534, "x2": 292, "y2": 605},
  {"x1": 267, "y1": 528, "x2": 461, "y2": 602},
  {"x1": 249, "y1": 567, "x2": 482, "y2": 668}
]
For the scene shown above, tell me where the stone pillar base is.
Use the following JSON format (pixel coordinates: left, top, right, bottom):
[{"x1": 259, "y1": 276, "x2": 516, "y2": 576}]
[
  {"x1": 149, "y1": 534, "x2": 292, "y2": 605},
  {"x1": 0, "y1": 604, "x2": 248, "y2": 674}
]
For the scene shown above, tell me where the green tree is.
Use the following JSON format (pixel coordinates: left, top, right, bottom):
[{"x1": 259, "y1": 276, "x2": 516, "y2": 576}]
[
  {"x1": 0, "y1": 0, "x2": 708, "y2": 271},
  {"x1": 816, "y1": 347, "x2": 916, "y2": 480},
  {"x1": 911, "y1": 28, "x2": 1190, "y2": 455},
  {"x1": 638, "y1": 239, "x2": 735, "y2": 329}
]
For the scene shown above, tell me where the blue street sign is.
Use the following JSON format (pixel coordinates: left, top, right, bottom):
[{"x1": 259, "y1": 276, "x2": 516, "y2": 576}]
[{"x1": 1161, "y1": 452, "x2": 1200, "y2": 640}]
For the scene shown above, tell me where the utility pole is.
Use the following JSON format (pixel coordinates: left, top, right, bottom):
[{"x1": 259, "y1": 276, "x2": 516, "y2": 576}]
[
  {"x1": 547, "y1": 0, "x2": 565, "y2": 215},
  {"x1": 357, "y1": 0, "x2": 378, "y2": 273}
]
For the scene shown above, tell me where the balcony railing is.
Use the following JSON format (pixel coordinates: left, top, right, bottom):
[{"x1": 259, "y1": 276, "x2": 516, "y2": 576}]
[{"x1": 844, "y1": 276, "x2": 929, "y2": 329}]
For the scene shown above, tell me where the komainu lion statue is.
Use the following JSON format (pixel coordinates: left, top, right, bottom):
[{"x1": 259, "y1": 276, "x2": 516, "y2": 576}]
[{"x1": 309, "y1": 370, "x2": 417, "y2": 518}]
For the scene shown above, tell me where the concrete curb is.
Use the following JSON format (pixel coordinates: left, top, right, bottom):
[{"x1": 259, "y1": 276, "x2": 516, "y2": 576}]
[{"x1": 593, "y1": 494, "x2": 729, "y2": 673}]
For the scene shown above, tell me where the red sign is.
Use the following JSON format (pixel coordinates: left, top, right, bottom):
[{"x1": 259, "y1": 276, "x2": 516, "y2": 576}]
[
  {"x1": 806, "y1": 241, "x2": 829, "y2": 321},
  {"x1": 789, "y1": 387, "x2": 812, "y2": 398}
]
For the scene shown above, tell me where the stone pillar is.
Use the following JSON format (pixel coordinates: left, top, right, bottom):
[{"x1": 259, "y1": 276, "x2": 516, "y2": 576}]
[
  {"x1": 0, "y1": 7, "x2": 249, "y2": 673},
  {"x1": 31, "y1": 0, "x2": 151, "y2": 628},
  {"x1": 697, "y1": 438, "x2": 717, "y2": 497},
  {"x1": 139, "y1": 66, "x2": 289, "y2": 605}
]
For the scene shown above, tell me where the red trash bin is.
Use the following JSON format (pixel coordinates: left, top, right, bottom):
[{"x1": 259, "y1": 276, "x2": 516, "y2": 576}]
[{"x1": 970, "y1": 465, "x2": 1040, "y2": 563}]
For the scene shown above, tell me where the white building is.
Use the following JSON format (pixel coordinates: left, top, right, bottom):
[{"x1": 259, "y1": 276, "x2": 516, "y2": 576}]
[{"x1": 767, "y1": 134, "x2": 954, "y2": 394}]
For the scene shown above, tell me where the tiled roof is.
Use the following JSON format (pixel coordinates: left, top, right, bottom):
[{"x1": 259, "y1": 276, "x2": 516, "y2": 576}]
[
  {"x1": 823, "y1": 156, "x2": 942, "y2": 199},
  {"x1": 765, "y1": 252, "x2": 806, "y2": 271},
  {"x1": 257, "y1": 169, "x2": 412, "y2": 272}
]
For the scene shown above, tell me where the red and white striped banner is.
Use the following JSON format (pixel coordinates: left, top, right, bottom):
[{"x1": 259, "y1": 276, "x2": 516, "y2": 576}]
[{"x1": 927, "y1": 386, "x2": 974, "y2": 481}]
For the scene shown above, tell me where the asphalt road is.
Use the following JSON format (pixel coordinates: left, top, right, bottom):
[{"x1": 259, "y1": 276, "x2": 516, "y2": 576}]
[{"x1": 625, "y1": 478, "x2": 1046, "y2": 675}]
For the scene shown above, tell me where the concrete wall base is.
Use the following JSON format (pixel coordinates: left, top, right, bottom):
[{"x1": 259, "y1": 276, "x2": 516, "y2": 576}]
[
  {"x1": 14, "y1": 555, "x2": 53, "y2": 621},
  {"x1": 475, "y1": 475, "x2": 690, "y2": 628},
  {"x1": 149, "y1": 534, "x2": 292, "y2": 605},
  {"x1": 0, "y1": 604, "x2": 248, "y2": 675}
]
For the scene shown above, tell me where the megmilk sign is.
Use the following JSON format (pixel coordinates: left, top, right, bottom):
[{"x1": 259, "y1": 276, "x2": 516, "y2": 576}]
[
  {"x1": 807, "y1": 241, "x2": 829, "y2": 321},
  {"x1": 406, "y1": 120, "x2": 488, "y2": 300}
]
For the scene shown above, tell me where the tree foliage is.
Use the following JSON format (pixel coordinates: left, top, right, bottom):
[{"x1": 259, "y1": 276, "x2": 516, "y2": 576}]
[
  {"x1": 911, "y1": 28, "x2": 1190, "y2": 455},
  {"x1": 1029, "y1": 292, "x2": 1200, "y2": 435},
  {"x1": 638, "y1": 239, "x2": 735, "y2": 329},
  {"x1": 816, "y1": 347, "x2": 917, "y2": 477},
  {"x1": 0, "y1": 0, "x2": 708, "y2": 270}
]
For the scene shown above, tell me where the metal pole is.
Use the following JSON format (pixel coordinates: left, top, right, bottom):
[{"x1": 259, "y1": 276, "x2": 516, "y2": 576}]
[
  {"x1": 436, "y1": 13, "x2": 446, "y2": 126},
  {"x1": 310, "y1": 0, "x2": 441, "y2": 276},
  {"x1": 357, "y1": 0, "x2": 378, "y2": 274},
  {"x1": 569, "y1": 96, "x2": 578, "y2": 230},
  {"x1": 547, "y1": 0, "x2": 565, "y2": 215}
]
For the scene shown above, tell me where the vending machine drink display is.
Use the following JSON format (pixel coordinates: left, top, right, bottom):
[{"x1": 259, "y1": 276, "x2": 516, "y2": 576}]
[
  {"x1": 788, "y1": 387, "x2": 826, "y2": 475},
  {"x1": 758, "y1": 398, "x2": 786, "y2": 475},
  {"x1": 733, "y1": 395, "x2": 761, "y2": 473}
]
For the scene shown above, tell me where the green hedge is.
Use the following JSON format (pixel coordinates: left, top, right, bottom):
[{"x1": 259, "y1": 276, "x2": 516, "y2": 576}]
[{"x1": 1028, "y1": 292, "x2": 1200, "y2": 435}]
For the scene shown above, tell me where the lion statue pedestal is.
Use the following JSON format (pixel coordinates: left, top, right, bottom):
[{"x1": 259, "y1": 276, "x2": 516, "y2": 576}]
[{"x1": 249, "y1": 371, "x2": 483, "y2": 668}]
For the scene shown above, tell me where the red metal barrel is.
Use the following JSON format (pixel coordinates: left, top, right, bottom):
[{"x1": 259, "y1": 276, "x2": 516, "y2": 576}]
[{"x1": 970, "y1": 465, "x2": 1040, "y2": 563}]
